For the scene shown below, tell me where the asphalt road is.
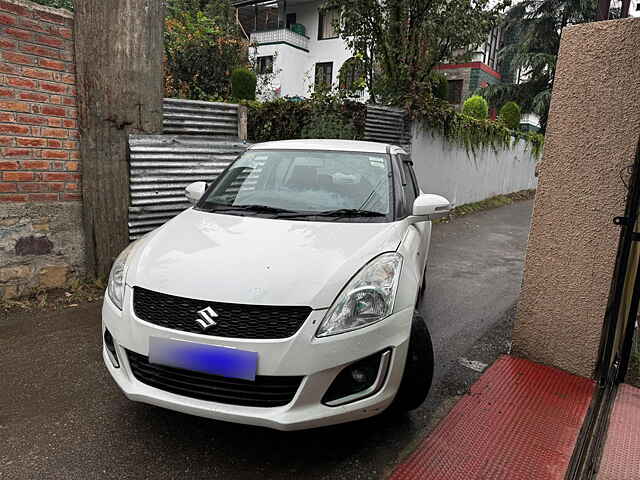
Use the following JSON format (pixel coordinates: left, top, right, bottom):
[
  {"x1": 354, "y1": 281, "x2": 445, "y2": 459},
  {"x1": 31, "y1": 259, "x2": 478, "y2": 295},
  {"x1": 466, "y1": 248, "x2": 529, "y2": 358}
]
[{"x1": 0, "y1": 200, "x2": 533, "y2": 480}]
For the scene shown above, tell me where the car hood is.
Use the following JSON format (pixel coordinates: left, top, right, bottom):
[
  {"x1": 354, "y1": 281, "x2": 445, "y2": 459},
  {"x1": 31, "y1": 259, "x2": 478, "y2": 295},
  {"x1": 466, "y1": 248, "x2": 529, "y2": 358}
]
[{"x1": 127, "y1": 208, "x2": 406, "y2": 309}]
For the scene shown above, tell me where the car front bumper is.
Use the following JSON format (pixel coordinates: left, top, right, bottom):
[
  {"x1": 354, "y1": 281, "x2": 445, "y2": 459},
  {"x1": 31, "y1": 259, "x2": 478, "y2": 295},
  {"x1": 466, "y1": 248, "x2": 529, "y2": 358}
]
[{"x1": 102, "y1": 286, "x2": 413, "y2": 431}]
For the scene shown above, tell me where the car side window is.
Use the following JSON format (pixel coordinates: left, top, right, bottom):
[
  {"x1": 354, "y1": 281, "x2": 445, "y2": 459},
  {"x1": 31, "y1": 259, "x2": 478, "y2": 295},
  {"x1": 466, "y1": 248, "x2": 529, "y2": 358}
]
[
  {"x1": 407, "y1": 163, "x2": 420, "y2": 196},
  {"x1": 399, "y1": 155, "x2": 418, "y2": 214}
]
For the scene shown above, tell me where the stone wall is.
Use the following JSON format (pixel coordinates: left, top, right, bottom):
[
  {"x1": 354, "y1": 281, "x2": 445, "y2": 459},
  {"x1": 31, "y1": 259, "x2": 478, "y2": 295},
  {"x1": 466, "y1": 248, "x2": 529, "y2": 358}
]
[
  {"x1": 0, "y1": 0, "x2": 83, "y2": 298},
  {"x1": 512, "y1": 18, "x2": 640, "y2": 378},
  {"x1": 1, "y1": 201, "x2": 84, "y2": 297}
]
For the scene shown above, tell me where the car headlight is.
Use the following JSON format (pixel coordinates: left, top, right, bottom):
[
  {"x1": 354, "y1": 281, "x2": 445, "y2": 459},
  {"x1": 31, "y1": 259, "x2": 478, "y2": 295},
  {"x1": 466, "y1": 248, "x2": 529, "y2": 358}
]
[
  {"x1": 316, "y1": 252, "x2": 403, "y2": 337},
  {"x1": 107, "y1": 242, "x2": 136, "y2": 310}
]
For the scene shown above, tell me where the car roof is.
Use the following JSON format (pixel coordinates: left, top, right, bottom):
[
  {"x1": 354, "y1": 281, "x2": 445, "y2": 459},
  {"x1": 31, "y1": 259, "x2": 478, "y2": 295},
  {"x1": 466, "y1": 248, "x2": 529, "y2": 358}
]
[{"x1": 248, "y1": 139, "x2": 407, "y2": 155}]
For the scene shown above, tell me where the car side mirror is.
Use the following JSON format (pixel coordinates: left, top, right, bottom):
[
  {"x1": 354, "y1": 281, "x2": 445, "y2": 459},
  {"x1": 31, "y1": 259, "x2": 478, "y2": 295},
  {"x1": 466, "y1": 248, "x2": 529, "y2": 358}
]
[
  {"x1": 185, "y1": 181, "x2": 206, "y2": 205},
  {"x1": 409, "y1": 194, "x2": 451, "y2": 222}
]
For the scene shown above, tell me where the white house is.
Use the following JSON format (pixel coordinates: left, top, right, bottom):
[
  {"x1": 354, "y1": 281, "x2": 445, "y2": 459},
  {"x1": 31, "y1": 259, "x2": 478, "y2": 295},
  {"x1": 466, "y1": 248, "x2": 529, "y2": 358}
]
[
  {"x1": 233, "y1": 0, "x2": 541, "y2": 132},
  {"x1": 234, "y1": 0, "x2": 361, "y2": 100}
]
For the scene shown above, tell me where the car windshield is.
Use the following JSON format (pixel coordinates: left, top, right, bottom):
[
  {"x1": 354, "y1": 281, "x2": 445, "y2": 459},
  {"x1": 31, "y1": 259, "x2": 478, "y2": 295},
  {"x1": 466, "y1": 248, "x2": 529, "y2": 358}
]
[{"x1": 198, "y1": 149, "x2": 392, "y2": 220}]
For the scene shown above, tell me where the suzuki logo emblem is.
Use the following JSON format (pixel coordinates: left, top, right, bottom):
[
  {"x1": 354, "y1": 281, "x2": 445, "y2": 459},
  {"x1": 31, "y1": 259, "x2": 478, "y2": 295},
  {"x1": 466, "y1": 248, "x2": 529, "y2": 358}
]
[{"x1": 195, "y1": 306, "x2": 218, "y2": 331}]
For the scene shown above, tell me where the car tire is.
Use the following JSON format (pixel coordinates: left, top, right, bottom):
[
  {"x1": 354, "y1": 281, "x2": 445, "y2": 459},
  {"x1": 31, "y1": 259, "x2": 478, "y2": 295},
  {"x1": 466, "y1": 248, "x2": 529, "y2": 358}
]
[{"x1": 388, "y1": 310, "x2": 434, "y2": 412}]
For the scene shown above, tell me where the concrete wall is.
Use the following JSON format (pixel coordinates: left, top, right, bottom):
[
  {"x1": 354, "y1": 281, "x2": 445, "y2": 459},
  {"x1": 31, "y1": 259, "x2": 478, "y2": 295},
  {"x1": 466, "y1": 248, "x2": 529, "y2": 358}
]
[
  {"x1": 512, "y1": 18, "x2": 640, "y2": 378},
  {"x1": 411, "y1": 123, "x2": 538, "y2": 206},
  {"x1": 0, "y1": 0, "x2": 83, "y2": 298}
]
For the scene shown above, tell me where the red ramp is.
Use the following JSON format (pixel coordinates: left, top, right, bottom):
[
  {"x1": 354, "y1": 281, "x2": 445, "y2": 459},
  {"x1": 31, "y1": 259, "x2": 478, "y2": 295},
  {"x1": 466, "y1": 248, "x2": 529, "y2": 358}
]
[
  {"x1": 391, "y1": 356, "x2": 595, "y2": 480},
  {"x1": 598, "y1": 383, "x2": 640, "y2": 480}
]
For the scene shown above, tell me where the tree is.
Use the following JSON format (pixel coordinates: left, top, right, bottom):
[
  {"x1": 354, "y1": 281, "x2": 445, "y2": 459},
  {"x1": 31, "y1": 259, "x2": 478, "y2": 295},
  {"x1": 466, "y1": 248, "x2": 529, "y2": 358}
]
[
  {"x1": 478, "y1": 0, "x2": 598, "y2": 133},
  {"x1": 325, "y1": 0, "x2": 508, "y2": 105},
  {"x1": 430, "y1": 71, "x2": 449, "y2": 101},
  {"x1": 164, "y1": 0, "x2": 247, "y2": 100},
  {"x1": 75, "y1": 0, "x2": 164, "y2": 278}
]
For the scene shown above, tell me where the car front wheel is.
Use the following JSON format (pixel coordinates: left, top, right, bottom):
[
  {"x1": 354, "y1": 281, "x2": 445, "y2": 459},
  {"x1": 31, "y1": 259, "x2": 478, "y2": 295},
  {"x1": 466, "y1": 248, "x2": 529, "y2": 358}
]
[{"x1": 388, "y1": 310, "x2": 434, "y2": 412}]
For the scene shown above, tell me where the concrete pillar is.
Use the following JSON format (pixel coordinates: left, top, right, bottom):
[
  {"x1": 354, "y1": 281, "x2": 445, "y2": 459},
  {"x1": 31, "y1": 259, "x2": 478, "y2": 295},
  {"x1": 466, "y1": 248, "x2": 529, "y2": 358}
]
[{"x1": 512, "y1": 18, "x2": 640, "y2": 378}]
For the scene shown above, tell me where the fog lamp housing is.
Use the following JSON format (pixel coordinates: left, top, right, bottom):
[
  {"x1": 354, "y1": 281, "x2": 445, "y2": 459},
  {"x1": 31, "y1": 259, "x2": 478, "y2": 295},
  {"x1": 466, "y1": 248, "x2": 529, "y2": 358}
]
[
  {"x1": 322, "y1": 349, "x2": 391, "y2": 406},
  {"x1": 104, "y1": 328, "x2": 119, "y2": 368}
]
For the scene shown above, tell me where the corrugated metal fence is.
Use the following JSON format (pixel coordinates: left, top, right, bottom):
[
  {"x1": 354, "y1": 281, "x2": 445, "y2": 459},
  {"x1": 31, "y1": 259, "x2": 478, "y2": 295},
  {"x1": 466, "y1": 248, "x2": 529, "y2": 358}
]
[
  {"x1": 128, "y1": 101, "x2": 412, "y2": 240},
  {"x1": 163, "y1": 98, "x2": 239, "y2": 136},
  {"x1": 128, "y1": 135, "x2": 248, "y2": 240},
  {"x1": 363, "y1": 105, "x2": 411, "y2": 147},
  {"x1": 128, "y1": 98, "x2": 248, "y2": 240}
]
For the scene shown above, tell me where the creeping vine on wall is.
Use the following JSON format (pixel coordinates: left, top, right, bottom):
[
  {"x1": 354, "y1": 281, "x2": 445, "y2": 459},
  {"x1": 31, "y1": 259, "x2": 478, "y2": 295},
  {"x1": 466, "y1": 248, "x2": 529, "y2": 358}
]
[
  {"x1": 245, "y1": 94, "x2": 542, "y2": 159},
  {"x1": 412, "y1": 98, "x2": 544, "y2": 158}
]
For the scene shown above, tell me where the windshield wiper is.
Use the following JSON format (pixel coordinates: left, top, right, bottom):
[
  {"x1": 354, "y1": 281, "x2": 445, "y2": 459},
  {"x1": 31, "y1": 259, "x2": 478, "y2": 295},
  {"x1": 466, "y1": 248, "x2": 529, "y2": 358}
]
[
  {"x1": 201, "y1": 203, "x2": 385, "y2": 219},
  {"x1": 201, "y1": 203, "x2": 299, "y2": 215},
  {"x1": 273, "y1": 208, "x2": 386, "y2": 219},
  {"x1": 314, "y1": 208, "x2": 386, "y2": 218}
]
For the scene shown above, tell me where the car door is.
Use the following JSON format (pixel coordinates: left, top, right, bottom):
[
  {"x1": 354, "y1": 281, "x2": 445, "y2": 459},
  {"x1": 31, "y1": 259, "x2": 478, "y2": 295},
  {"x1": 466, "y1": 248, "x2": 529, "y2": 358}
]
[
  {"x1": 399, "y1": 154, "x2": 430, "y2": 273},
  {"x1": 393, "y1": 153, "x2": 430, "y2": 294}
]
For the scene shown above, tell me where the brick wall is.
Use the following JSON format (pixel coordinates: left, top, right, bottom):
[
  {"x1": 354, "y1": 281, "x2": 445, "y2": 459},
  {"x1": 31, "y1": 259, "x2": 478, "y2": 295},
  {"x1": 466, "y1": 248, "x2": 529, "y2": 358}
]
[
  {"x1": 0, "y1": 0, "x2": 79, "y2": 201},
  {"x1": 0, "y1": 0, "x2": 84, "y2": 299}
]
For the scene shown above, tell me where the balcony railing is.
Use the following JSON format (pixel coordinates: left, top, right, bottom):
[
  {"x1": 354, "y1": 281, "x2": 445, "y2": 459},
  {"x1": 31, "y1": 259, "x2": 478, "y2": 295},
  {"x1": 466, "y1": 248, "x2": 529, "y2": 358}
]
[{"x1": 250, "y1": 28, "x2": 309, "y2": 51}]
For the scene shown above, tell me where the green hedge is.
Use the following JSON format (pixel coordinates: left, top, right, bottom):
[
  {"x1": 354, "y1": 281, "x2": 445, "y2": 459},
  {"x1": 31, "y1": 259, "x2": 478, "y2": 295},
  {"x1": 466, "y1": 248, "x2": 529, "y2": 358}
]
[
  {"x1": 231, "y1": 68, "x2": 256, "y2": 101},
  {"x1": 246, "y1": 98, "x2": 366, "y2": 143},
  {"x1": 245, "y1": 94, "x2": 542, "y2": 160}
]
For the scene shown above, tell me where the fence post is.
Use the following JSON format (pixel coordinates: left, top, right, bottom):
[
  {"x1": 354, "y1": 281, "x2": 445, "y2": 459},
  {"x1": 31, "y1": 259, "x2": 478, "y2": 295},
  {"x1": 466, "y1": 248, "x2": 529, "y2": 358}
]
[
  {"x1": 74, "y1": 0, "x2": 164, "y2": 279},
  {"x1": 238, "y1": 105, "x2": 248, "y2": 141}
]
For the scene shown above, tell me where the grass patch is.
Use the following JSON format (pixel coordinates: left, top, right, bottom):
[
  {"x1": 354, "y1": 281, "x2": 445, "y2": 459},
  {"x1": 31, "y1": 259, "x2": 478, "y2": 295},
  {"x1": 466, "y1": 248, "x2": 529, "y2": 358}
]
[{"x1": 436, "y1": 189, "x2": 535, "y2": 223}]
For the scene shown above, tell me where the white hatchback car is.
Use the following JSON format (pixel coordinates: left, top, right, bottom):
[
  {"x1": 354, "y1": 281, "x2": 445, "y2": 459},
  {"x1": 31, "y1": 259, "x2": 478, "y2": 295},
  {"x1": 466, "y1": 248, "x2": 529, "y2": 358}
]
[{"x1": 102, "y1": 139, "x2": 450, "y2": 431}]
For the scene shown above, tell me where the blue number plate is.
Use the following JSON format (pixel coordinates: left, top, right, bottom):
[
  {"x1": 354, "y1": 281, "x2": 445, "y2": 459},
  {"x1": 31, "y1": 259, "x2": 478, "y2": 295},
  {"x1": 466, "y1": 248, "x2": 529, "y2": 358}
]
[{"x1": 148, "y1": 337, "x2": 258, "y2": 381}]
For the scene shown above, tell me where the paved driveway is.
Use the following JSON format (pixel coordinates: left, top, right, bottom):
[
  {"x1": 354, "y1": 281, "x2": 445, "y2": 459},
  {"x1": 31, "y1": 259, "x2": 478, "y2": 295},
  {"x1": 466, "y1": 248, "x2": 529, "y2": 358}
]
[{"x1": 0, "y1": 200, "x2": 533, "y2": 480}]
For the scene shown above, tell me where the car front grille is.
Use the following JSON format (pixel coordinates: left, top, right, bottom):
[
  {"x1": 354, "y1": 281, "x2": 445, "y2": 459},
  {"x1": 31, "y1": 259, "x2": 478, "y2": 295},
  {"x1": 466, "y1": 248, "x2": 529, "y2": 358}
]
[
  {"x1": 126, "y1": 350, "x2": 303, "y2": 407},
  {"x1": 132, "y1": 287, "x2": 312, "y2": 339}
]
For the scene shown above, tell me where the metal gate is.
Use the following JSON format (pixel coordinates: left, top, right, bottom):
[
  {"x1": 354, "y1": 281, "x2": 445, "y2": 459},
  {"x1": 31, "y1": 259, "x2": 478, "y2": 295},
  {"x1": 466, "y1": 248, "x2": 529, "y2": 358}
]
[{"x1": 597, "y1": 138, "x2": 640, "y2": 385}]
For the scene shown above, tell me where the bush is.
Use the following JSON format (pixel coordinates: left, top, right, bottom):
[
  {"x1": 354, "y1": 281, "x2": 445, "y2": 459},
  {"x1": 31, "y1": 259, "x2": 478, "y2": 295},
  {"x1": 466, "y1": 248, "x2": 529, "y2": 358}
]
[
  {"x1": 430, "y1": 71, "x2": 448, "y2": 101},
  {"x1": 246, "y1": 91, "x2": 366, "y2": 143},
  {"x1": 32, "y1": 0, "x2": 73, "y2": 10},
  {"x1": 164, "y1": 8, "x2": 246, "y2": 100},
  {"x1": 498, "y1": 101, "x2": 521, "y2": 130},
  {"x1": 462, "y1": 95, "x2": 489, "y2": 120},
  {"x1": 231, "y1": 68, "x2": 257, "y2": 101},
  {"x1": 247, "y1": 99, "x2": 311, "y2": 143}
]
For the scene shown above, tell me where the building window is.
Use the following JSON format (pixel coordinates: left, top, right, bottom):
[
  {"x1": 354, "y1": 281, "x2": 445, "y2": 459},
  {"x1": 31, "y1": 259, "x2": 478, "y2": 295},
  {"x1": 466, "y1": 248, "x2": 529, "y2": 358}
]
[
  {"x1": 318, "y1": 9, "x2": 339, "y2": 40},
  {"x1": 315, "y1": 62, "x2": 333, "y2": 90},
  {"x1": 483, "y1": 27, "x2": 501, "y2": 71},
  {"x1": 447, "y1": 79, "x2": 463, "y2": 105},
  {"x1": 286, "y1": 13, "x2": 296, "y2": 29},
  {"x1": 257, "y1": 56, "x2": 273, "y2": 75}
]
